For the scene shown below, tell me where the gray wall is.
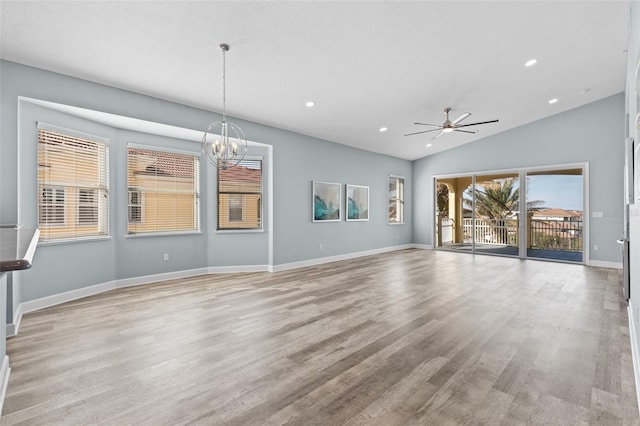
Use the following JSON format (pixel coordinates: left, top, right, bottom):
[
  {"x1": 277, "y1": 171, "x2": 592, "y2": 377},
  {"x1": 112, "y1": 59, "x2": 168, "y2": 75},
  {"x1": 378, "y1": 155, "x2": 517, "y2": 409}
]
[
  {"x1": 413, "y1": 93, "x2": 625, "y2": 264},
  {"x1": 1, "y1": 55, "x2": 627, "y2": 307},
  {"x1": 1, "y1": 59, "x2": 413, "y2": 303}
]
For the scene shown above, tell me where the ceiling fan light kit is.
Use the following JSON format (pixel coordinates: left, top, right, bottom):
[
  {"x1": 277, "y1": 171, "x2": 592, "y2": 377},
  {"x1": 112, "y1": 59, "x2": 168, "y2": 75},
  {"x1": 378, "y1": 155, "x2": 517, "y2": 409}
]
[{"x1": 405, "y1": 107, "x2": 499, "y2": 141}]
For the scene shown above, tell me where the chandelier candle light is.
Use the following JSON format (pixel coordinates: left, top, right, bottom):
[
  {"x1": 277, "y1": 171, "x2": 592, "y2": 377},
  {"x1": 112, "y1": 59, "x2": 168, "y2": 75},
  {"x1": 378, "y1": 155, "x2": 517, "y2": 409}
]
[{"x1": 202, "y1": 43, "x2": 247, "y2": 170}]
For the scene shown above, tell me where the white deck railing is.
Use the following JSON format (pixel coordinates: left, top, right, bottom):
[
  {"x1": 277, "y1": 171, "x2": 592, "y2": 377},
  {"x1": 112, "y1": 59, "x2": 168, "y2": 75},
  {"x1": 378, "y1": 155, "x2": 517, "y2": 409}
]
[
  {"x1": 462, "y1": 218, "x2": 518, "y2": 245},
  {"x1": 446, "y1": 217, "x2": 583, "y2": 251}
]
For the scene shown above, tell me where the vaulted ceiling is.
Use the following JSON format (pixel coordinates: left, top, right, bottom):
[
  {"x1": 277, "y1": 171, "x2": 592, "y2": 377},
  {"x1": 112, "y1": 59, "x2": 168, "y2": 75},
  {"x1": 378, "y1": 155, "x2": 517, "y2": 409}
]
[{"x1": 0, "y1": 1, "x2": 629, "y2": 160}]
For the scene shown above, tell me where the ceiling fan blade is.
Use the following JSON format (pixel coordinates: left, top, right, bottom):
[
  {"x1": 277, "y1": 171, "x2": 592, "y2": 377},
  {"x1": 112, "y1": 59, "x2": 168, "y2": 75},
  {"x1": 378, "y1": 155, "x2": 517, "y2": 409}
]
[
  {"x1": 404, "y1": 128, "x2": 443, "y2": 136},
  {"x1": 454, "y1": 129, "x2": 476, "y2": 134},
  {"x1": 431, "y1": 130, "x2": 445, "y2": 140},
  {"x1": 452, "y1": 112, "x2": 471, "y2": 124},
  {"x1": 455, "y1": 119, "x2": 499, "y2": 128},
  {"x1": 413, "y1": 122, "x2": 441, "y2": 127}
]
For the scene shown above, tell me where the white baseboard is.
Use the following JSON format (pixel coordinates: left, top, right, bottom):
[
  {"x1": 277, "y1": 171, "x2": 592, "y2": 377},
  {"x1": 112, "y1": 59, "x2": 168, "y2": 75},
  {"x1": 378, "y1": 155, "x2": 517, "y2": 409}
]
[
  {"x1": 207, "y1": 265, "x2": 269, "y2": 274},
  {"x1": 116, "y1": 267, "x2": 210, "y2": 289},
  {"x1": 0, "y1": 355, "x2": 10, "y2": 416},
  {"x1": 21, "y1": 280, "x2": 117, "y2": 314},
  {"x1": 15, "y1": 245, "x2": 419, "y2": 320},
  {"x1": 21, "y1": 268, "x2": 214, "y2": 314},
  {"x1": 411, "y1": 244, "x2": 434, "y2": 250},
  {"x1": 588, "y1": 260, "x2": 623, "y2": 269},
  {"x1": 628, "y1": 304, "x2": 640, "y2": 416},
  {"x1": 271, "y1": 244, "x2": 415, "y2": 273},
  {"x1": 5, "y1": 304, "x2": 23, "y2": 338}
]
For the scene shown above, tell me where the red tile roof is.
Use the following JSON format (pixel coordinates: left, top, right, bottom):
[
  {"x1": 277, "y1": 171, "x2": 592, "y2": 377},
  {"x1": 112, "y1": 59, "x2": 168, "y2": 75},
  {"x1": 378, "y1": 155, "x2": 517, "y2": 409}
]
[
  {"x1": 129, "y1": 148, "x2": 195, "y2": 178},
  {"x1": 534, "y1": 208, "x2": 582, "y2": 218},
  {"x1": 219, "y1": 164, "x2": 261, "y2": 184}
]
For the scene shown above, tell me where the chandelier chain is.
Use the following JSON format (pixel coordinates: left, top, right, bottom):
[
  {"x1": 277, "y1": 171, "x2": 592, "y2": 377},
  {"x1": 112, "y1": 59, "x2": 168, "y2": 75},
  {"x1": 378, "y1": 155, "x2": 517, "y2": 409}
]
[{"x1": 222, "y1": 46, "x2": 226, "y2": 122}]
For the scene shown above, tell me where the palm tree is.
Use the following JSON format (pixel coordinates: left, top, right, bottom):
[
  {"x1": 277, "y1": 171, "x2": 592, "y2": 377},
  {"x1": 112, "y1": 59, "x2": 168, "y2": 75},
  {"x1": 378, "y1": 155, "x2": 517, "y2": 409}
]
[
  {"x1": 469, "y1": 178, "x2": 519, "y2": 219},
  {"x1": 464, "y1": 178, "x2": 543, "y2": 244},
  {"x1": 464, "y1": 178, "x2": 542, "y2": 218}
]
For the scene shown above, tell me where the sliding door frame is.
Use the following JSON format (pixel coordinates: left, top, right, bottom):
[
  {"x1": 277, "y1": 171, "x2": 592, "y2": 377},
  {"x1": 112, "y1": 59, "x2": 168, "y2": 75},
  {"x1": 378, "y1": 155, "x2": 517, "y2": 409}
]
[{"x1": 433, "y1": 161, "x2": 589, "y2": 264}]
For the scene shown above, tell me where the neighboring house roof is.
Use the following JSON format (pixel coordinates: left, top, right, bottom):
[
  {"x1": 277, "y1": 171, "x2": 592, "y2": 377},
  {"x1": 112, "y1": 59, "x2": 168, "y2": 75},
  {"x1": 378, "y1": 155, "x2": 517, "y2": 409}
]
[
  {"x1": 129, "y1": 149, "x2": 195, "y2": 179},
  {"x1": 534, "y1": 208, "x2": 583, "y2": 218},
  {"x1": 219, "y1": 165, "x2": 261, "y2": 184}
]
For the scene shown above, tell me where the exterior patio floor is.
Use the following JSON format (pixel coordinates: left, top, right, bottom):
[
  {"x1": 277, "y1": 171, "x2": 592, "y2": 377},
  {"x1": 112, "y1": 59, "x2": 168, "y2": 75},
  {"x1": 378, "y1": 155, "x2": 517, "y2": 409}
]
[{"x1": 439, "y1": 243, "x2": 583, "y2": 263}]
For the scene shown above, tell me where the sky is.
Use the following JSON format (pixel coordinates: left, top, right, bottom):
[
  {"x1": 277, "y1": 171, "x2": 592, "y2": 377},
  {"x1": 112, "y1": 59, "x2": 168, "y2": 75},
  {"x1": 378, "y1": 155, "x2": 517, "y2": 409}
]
[{"x1": 526, "y1": 175, "x2": 583, "y2": 211}]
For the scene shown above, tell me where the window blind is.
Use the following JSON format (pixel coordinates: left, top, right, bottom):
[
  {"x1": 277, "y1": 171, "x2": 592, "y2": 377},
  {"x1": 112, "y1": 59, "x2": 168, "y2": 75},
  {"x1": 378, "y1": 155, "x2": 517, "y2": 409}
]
[
  {"x1": 37, "y1": 128, "x2": 109, "y2": 242},
  {"x1": 127, "y1": 146, "x2": 200, "y2": 234},
  {"x1": 218, "y1": 159, "x2": 262, "y2": 230}
]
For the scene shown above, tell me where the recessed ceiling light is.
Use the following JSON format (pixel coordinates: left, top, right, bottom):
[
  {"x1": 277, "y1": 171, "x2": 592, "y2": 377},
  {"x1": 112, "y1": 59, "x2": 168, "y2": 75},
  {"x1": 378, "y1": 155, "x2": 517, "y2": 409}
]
[
  {"x1": 548, "y1": 98, "x2": 558, "y2": 104},
  {"x1": 525, "y1": 58, "x2": 537, "y2": 67},
  {"x1": 305, "y1": 101, "x2": 315, "y2": 107},
  {"x1": 379, "y1": 127, "x2": 388, "y2": 132},
  {"x1": 426, "y1": 143, "x2": 432, "y2": 147}
]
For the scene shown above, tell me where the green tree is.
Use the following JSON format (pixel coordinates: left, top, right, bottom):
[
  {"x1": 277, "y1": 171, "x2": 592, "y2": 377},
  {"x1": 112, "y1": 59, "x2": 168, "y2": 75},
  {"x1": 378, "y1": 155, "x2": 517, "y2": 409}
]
[
  {"x1": 464, "y1": 178, "x2": 543, "y2": 245},
  {"x1": 464, "y1": 178, "x2": 542, "y2": 219},
  {"x1": 436, "y1": 183, "x2": 449, "y2": 216}
]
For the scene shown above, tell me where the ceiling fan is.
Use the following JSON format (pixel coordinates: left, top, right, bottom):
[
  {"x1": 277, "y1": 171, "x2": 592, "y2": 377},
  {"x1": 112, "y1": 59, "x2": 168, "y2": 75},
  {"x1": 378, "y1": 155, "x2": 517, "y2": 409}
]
[{"x1": 404, "y1": 107, "x2": 498, "y2": 140}]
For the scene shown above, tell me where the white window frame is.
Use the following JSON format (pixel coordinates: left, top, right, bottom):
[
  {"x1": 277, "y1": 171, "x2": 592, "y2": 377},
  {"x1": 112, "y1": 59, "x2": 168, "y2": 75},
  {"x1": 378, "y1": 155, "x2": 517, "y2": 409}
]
[
  {"x1": 126, "y1": 143, "x2": 201, "y2": 236},
  {"x1": 388, "y1": 175, "x2": 405, "y2": 225},
  {"x1": 217, "y1": 156, "x2": 263, "y2": 231},
  {"x1": 37, "y1": 123, "x2": 110, "y2": 243}
]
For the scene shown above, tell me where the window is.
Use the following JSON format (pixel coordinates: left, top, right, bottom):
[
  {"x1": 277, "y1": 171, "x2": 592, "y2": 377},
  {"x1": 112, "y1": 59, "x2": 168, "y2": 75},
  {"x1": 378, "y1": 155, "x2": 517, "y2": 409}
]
[
  {"x1": 39, "y1": 186, "x2": 65, "y2": 225},
  {"x1": 127, "y1": 145, "x2": 200, "y2": 234},
  {"x1": 388, "y1": 176, "x2": 404, "y2": 224},
  {"x1": 218, "y1": 159, "x2": 262, "y2": 230},
  {"x1": 128, "y1": 191, "x2": 142, "y2": 224},
  {"x1": 37, "y1": 127, "x2": 109, "y2": 241},
  {"x1": 77, "y1": 189, "x2": 98, "y2": 225},
  {"x1": 228, "y1": 194, "x2": 244, "y2": 222}
]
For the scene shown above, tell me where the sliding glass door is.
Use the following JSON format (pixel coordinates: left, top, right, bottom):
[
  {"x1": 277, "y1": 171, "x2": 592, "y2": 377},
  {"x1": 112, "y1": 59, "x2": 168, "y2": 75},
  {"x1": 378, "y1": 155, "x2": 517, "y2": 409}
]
[
  {"x1": 472, "y1": 173, "x2": 519, "y2": 257},
  {"x1": 525, "y1": 168, "x2": 583, "y2": 262},
  {"x1": 435, "y1": 165, "x2": 584, "y2": 263},
  {"x1": 435, "y1": 177, "x2": 472, "y2": 251}
]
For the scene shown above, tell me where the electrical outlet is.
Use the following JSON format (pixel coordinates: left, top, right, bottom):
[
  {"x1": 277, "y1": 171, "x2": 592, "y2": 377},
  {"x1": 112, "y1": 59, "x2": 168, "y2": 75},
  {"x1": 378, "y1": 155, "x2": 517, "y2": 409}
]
[
  {"x1": 163, "y1": 253, "x2": 169, "y2": 261},
  {"x1": 397, "y1": 234, "x2": 400, "y2": 241},
  {"x1": 319, "y1": 244, "x2": 323, "y2": 250},
  {"x1": 593, "y1": 245, "x2": 598, "y2": 251}
]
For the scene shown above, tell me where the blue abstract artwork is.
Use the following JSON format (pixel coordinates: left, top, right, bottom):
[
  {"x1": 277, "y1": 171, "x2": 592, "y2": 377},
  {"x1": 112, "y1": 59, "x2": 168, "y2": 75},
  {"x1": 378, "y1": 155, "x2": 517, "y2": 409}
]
[
  {"x1": 347, "y1": 185, "x2": 369, "y2": 221},
  {"x1": 313, "y1": 181, "x2": 341, "y2": 222}
]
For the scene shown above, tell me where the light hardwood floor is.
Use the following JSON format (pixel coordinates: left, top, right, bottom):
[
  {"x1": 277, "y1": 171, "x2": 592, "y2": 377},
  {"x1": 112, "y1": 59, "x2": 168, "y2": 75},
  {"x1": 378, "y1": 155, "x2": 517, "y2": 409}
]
[{"x1": 2, "y1": 249, "x2": 638, "y2": 425}]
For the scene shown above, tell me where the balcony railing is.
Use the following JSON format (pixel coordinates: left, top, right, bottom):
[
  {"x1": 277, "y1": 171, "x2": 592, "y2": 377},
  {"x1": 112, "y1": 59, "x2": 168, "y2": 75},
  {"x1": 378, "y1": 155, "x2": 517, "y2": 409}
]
[
  {"x1": 462, "y1": 218, "x2": 518, "y2": 246},
  {"x1": 444, "y1": 217, "x2": 584, "y2": 252},
  {"x1": 529, "y1": 219, "x2": 582, "y2": 251}
]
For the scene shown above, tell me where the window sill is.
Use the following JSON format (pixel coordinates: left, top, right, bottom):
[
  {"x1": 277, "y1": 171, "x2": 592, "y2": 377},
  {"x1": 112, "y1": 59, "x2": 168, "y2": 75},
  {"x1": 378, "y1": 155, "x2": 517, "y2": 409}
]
[
  {"x1": 125, "y1": 231, "x2": 203, "y2": 239},
  {"x1": 38, "y1": 236, "x2": 112, "y2": 247},
  {"x1": 215, "y1": 229, "x2": 265, "y2": 235}
]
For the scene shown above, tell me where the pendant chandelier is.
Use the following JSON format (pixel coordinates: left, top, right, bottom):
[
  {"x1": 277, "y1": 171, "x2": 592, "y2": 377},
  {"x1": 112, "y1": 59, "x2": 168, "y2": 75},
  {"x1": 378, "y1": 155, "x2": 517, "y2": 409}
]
[{"x1": 202, "y1": 43, "x2": 247, "y2": 170}]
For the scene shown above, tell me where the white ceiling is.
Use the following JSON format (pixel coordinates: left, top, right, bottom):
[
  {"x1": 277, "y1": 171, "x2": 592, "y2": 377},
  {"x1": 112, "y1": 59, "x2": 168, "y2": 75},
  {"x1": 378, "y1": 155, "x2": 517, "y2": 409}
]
[{"x1": 0, "y1": 1, "x2": 630, "y2": 160}]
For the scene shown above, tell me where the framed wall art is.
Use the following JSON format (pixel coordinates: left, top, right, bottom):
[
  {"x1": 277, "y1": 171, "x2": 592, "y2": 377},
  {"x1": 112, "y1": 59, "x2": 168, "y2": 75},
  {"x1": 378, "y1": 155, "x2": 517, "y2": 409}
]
[
  {"x1": 346, "y1": 184, "x2": 369, "y2": 221},
  {"x1": 313, "y1": 181, "x2": 341, "y2": 222}
]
